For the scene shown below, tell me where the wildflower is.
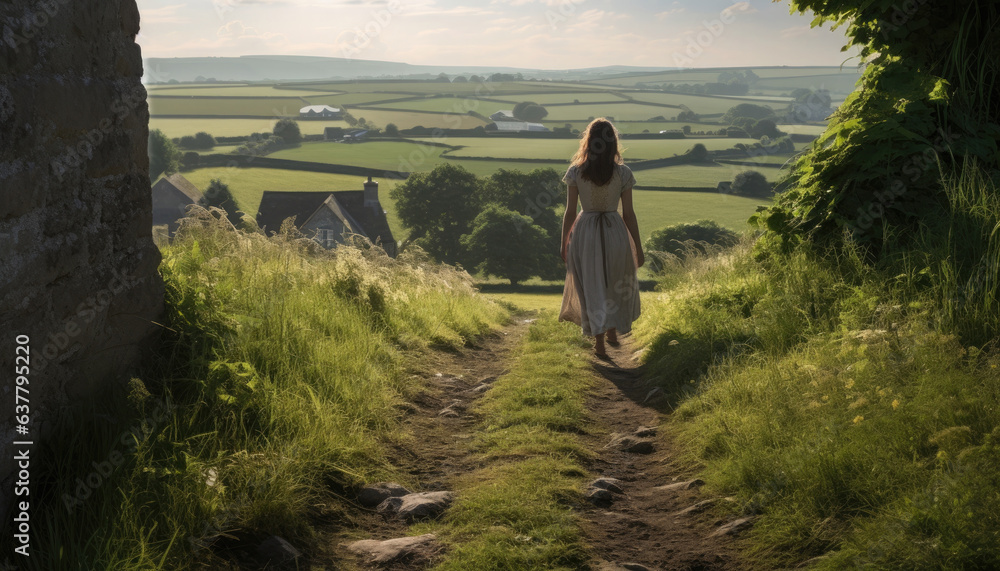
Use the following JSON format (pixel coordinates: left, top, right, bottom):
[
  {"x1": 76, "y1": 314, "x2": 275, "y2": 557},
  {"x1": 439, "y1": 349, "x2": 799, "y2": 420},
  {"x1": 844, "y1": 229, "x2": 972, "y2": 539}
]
[
  {"x1": 853, "y1": 415, "x2": 864, "y2": 424},
  {"x1": 845, "y1": 379, "x2": 855, "y2": 389},
  {"x1": 892, "y1": 399, "x2": 900, "y2": 410}
]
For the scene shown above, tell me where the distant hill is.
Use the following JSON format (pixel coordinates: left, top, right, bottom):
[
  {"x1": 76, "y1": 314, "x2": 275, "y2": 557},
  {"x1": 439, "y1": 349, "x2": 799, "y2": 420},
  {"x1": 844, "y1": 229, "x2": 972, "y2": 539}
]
[{"x1": 142, "y1": 55, "x2": 677, "y2": 84}]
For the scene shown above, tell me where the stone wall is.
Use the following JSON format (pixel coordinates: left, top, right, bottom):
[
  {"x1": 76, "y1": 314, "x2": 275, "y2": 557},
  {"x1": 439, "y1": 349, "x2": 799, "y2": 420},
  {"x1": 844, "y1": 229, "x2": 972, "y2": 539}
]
[{"x1": 0, "y1": 0, "x2": 163, "y2": 518}]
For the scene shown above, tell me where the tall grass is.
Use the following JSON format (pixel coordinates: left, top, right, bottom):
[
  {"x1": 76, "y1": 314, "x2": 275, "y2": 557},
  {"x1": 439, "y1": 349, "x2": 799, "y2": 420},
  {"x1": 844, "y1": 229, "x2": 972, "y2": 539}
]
[
  {"x1": 634, "y1": 164, "x2": 1000, "y2": 568},
  {"x1": 11, "y1": 208, "x2": 508, "y2": 570}
]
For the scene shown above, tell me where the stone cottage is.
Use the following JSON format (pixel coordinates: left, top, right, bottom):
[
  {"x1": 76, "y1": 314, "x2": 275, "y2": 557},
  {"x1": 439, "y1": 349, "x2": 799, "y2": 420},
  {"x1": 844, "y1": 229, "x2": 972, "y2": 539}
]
[
  {"x1": 151, "y1": 173, "x2": 204, "y2": 235},
  {"x1": 255, "y1": 177, "x2": 397, "y2": 256}
]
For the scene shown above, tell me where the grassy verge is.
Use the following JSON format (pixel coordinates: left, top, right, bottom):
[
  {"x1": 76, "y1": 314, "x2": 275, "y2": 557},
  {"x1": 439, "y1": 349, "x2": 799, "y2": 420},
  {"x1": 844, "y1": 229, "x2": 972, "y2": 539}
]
[
  {"x1": 11, "y1": 208, "x2": 508, "y2": 570},
  {"x1": 419, "y1": 316, "x2": 594, "y2": 570},
  {"x1": 632, "y1": 165, "x2": 1000, "y2": 568}
]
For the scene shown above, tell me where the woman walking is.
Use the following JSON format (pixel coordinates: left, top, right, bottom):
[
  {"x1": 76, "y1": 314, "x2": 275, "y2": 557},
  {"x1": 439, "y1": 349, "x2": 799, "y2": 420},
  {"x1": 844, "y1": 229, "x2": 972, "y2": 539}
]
[{"x1": 559, "y1": 118, "x2": 644, "y2": 358}]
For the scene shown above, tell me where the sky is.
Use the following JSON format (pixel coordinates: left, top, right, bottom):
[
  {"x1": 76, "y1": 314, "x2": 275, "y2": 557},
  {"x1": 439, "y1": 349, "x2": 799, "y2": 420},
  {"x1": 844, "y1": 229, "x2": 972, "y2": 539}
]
[{"x1": 135, "y1": 0, "x2": 859, "y2": 69}]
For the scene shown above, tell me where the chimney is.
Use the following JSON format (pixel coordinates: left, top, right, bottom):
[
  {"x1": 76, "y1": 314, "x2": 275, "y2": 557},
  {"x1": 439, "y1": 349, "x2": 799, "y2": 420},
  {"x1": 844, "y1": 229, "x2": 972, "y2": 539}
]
[{"x1": 363, "y1": 176, "x2": 379, "y2": 209}]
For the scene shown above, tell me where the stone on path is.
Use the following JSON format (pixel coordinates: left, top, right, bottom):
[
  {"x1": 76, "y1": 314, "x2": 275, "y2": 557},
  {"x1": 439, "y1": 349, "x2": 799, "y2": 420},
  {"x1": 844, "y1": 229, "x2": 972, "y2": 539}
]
[
  {"x1": 674, "y1": 498, "x2": 717, "y2": 516},
  {"x1": 654, "y1": 479, "x2": 704, "y2": 492},
  {"x1": 709, "y1": 516, "x2": 757, "y2": 538},
  {"x1": 377, "y1": 491, "x2": 454, "y2": 521},
  {"x1": 642, "y1": 388, "x2": 663, "y2": 404},
  {"x1": 358, "y1": 482, "x2": 411, "y2": 507},
  {"x1": 589, "y1": 477, "x2": 625, "y2": 494},
  {"x1": 586, "y1": 488, "x2": 617, "y2": 504},
  {"x1": 606, "y1": 433, "x2": 655, "y2": 454},
  {"x1": 256, "y1": 535, "x2": 301, "y2": 564},
  {"x1": 346, "y1": 533, "x2": 442, "y2": 565},
  {"x1": 633, "y1": 426, "x2": 657, "y2": 438}
]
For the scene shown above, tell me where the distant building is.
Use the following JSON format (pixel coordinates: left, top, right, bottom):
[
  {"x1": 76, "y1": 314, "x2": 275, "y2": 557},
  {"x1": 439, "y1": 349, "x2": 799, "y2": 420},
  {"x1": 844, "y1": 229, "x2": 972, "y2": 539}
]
[
  {"x1": 343, "y1": 129, "x2": 369, "y2": 142},
  {"x1": 151, "y1": 173, "x2": 203, "y2": 235},
  {"x1": 324, "y1": 126, "x2": 345, "y2": 140},
  {"x1": 255, "y1": 177, "x2": 397, "y2": 256},
  {"x1": 490, "y1": 110, "x2": 516, "y2": 121},
  {"x1": 717, "y1": 181, "x2": 733, "y2": 193},
  {"x1": 492, "y1": 121, "x2": 550, "y2": 132},
  {"x1": 299, "y1": 105, "x2": 343, "y2": 119}
]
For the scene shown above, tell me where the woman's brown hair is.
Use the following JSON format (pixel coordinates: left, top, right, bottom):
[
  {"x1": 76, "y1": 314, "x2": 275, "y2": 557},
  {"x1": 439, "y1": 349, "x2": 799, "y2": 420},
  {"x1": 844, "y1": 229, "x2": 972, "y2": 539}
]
[{"x1": 570, "y1": 118, "x2": 623, "y2": 186}]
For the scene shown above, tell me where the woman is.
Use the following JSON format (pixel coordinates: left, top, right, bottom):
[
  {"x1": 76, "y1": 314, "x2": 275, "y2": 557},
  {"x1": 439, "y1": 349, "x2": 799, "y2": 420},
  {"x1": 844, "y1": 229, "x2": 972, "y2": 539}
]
[{"x1": 559, "y1": 118, "x2": 644, "y2": 358}]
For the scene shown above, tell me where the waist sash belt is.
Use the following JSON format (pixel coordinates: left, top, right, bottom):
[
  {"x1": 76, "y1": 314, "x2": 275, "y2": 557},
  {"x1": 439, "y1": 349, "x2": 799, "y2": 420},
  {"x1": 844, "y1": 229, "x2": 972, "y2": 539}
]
[{"x1": 596, "y1": 211, "x2": 613, "y2": 289}]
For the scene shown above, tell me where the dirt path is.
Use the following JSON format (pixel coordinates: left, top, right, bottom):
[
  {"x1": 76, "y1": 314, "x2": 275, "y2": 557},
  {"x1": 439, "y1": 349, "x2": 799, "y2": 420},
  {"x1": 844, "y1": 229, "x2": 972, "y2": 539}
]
[
  {"x1": 312, "y1": 317, "x2": 744, "y2": 570},
  {"x1": 579, "y1": 334, "x2": 743, "y2": 571},
  {"x1": 315, "y1": 315, "x2": 534, "y2": 569}
]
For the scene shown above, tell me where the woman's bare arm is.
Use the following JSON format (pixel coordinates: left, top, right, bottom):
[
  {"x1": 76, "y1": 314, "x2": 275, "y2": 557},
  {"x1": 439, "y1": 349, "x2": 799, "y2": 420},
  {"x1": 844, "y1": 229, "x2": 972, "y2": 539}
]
[
  {"x1": 560, "y1": 184, "x2": 579, "y2": 263},
  {"x1": 620, "y1": 185, "x2": 645, "y2": 268}
]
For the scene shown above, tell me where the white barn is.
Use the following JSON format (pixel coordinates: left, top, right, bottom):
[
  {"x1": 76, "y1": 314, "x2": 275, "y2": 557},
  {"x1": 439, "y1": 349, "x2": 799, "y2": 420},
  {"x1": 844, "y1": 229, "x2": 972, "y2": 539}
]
[{"x1": 299, "y1": 105, "x2": 343, "y2": 119}]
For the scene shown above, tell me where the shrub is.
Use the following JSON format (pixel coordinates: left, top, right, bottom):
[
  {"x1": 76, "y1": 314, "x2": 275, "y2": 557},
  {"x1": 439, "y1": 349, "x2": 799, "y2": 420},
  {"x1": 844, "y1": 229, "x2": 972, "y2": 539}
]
[{"x1": 643, "y1": 219, "x2": 739, "y2": 271}]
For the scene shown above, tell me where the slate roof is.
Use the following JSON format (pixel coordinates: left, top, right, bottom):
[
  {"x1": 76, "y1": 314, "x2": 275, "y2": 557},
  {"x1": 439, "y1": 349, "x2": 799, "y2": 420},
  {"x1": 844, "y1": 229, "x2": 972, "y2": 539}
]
[
  {"x1": 153, "y1": 174, "x2": 203, "y2": 203},
  {"x1": 255, "y1": 189, "x2": 396, "y2": 255}
]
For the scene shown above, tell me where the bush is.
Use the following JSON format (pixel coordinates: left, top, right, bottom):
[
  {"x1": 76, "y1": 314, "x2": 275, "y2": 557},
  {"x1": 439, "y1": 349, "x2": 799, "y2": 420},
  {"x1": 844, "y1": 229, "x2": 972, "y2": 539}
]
[
  {"x1": 731, "y1": 170, "x2": 771, "y2": 196},
  {"x1": 384, "y1": 123, "x2": 399, "y2": 137},
  {"x1": 181, "y1": 151, "x2": 200, "y2": 168},
  {"x1": 687, "y1": 143, "x2": 709, "y2": 163},
  {"x1": 643, "y1": 220, "x2": 739, "y2": 271},
  {"x1": 273, "y1": 119, "x2": 302, "y2": 144}
]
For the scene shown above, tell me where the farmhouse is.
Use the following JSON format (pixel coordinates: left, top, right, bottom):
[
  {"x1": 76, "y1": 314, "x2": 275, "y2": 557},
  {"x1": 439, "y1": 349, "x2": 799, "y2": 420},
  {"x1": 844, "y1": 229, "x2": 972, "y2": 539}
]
[
  {"x1": 492, "y1": 121, "x2": 550, "y2": 132},
  {"x1": 299, "y1": 105, "x2": 343, "y2": 119},
  {"x1": 255, "y1": 177, "x2": 397, "y2": 256},
  {"x1": 151, "y1": 173, "x2": 204, "y2": 235},
  {"x1": 490, "y1": 110, "x2": 516, "y2": 121}
]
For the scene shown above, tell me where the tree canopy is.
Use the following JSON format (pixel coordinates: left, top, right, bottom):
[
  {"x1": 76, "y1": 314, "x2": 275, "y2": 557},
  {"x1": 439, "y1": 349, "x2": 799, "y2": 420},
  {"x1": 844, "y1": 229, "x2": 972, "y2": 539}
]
[
  {"x1": 148, "y1": 129, "x2": 180, "y2": 182},
  {"x1": 461, "y1": 205, "x2": 549, "y2": 285},
  {"x1": 273, "y1": 119, "x2": 302, "y2": 145},
  {"x1": 513, "y1": 101, "x2": 549, "y2": 122}
]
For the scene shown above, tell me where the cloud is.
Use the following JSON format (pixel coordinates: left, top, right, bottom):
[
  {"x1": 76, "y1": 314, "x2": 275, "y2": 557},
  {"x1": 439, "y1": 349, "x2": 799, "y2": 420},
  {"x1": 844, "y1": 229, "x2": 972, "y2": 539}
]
[
  {"x1": 780, "y1": 25, "x2": 814, "y2": 39},
  {"x1": 655, "y1": 8, "x2": 684, "y2": 20},
  {"x1": 216, "y1": 20, "x2": 285, "y2": 42},
  {"x1": 721, "y1": 2, "x2": 757, "y2": 19},
  {"x1": 141, "y1": 4, "x2": 190, "y2": 24}
]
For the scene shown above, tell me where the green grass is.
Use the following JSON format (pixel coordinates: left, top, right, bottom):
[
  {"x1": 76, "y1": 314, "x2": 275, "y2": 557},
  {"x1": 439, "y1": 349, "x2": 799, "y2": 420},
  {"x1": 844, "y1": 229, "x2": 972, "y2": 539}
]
[
  {"x1": 634, "y1": 163, "x2": 776, "y2": 187},
  {"x1": 443, "y1": 138, "x2": 759, "y2": 161},
  {"x1": 540, "y1": 102, "x2": 684, "y2": 122},
  {"x1": 303, "y1": 92, "x2": 422, "y2": 106},
  {"x1": 422, "y1": 316, "x2": 594, "y2": 570},
  {"x1": 12, "y1": 213, "x2": 509, "y2": 570},
  {"x1": 150, "y1": 117, "x2": 350, "y2": 138},
  {"x1": 630, "y1": 164, "x2": 1000, "y2": 569},
  {"x1": 490, "y1": 91, "x2": 631, "y2": 104},
  {"x1": 147, "y1": 85, "x2": 339, "y2": 97},
  {"x1": 180, "y1": 167, "x2": 404, "y2": 240},
  {"x1": 591, "y1": 66, "x2": 861, "y2": 87},
  {"x1": 148, "y1": 96, "x2": 308, "y2": 117},
  {"x1": 624, "y1": 92, "x2": 784, "y2": 114},
  {"x1": 270, "y1": 140, "x2": 451, "y2": 172},
  {"x1": 485, "y1": 292, "x2": 563, "y2": 313},
  {"x1": 340, "y1": 109, "x2": 490, "y2": 130},
  {"x1": 631, "y1": 189, "x2": 767, "y2": 243},
  {"x1": 357, "y1": 96, "x2": 514, "y2": 114}
]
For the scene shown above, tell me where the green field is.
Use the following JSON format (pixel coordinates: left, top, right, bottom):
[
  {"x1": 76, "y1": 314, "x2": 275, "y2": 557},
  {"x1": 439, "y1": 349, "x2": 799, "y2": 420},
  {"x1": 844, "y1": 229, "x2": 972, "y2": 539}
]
[
  {"x1": 282, "y1": 80, "x2": 609, "y2": 95},
  {"x1": 302, "y1": 92, "x2": 421, "y2": 106},
  {"x1": 342, "y1": 109, "x2": 489, "y2": 129},
  {"x1": 634, "y1": 163, "x2": 777, "y2": 188},
  {"x1": 443, "y1": 137, "x2": 760, "y2": 160},
  {"x1": 489, "y1": 91, "x2": 631, "y2": 104},
  {"x1": 271, "y1": 140, "x2": 451, "y2": 172},
  {"x1": 357, "y1": 96, "x2": 513, "y2": 114},
  {"x1": 591, "y1": 66, "x2": 861, "y2": 88},
  {"x1": 541, "y1": 102, "x2": 681, "y2": 122},
  {"x1": 631, "y1": 189, "x2": 768, "y2": 241},
  {"x1": 180, "y1": 166, "x2": 403, "y2": 238},
  {"x1": 148, "y1": 96, "x2": 307, "y2": 117},
  {"x1": 147, "y1": 85, "x2": 338, "y2": 97},
  {"x1": 625, "y1": 92, "x2": 785, "y2": 114},
  {"x1": 150, "y1": 117, "x2": 350, "y2": 138}
]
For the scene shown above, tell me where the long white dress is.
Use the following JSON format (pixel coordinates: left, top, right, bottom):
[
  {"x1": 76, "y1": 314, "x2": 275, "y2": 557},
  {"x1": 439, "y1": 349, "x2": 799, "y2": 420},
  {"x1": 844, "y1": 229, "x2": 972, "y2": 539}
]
[{"x1": 558, "y1": 163, "x2": 641, "y2": 337}]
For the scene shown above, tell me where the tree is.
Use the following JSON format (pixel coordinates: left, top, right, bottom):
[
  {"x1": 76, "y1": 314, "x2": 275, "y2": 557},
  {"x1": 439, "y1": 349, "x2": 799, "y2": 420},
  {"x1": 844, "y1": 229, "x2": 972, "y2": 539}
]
[
  {"x1": 384, "y1": 123, "x2": 399, "y2": 137},
  {"x1": 460, "y1": 205, "x2": 549, "y2": 285},
  {"x1": 390, "y1": 163, "x2": 482, "y2": 265},
  {"x1": 513, "y1": 101, "x2": 548, "y2": 122},
  {"x1": 194, "y1": 132, "x2": 216, "y2": 149},
  {"x1": 199, "y1": 178, "x2": 242, "y2": 226},
  {"x1": 731, "y1": 170, "x2": 770, "y2": 197},
  {"x1": 643, "y1": 219, "x2": 738, "y2": 271},
  {"x1": 682, "y1": 125, "x2": 692, "y2": 135},
  {"x1": 687, "y1": 143, "x2": 709, "y2": 163},
  {"x1": 179, "y1": 135, "x2": 197, "y2": 149},
  {"x1": 751, "y1": 118, "x2": 782, "y2": 139},
  {"x1": 273, "y1": 119, "x2": 302, "y2": 144},
  {"x1": 181, "y1": 151, "x2": 201, "y2": 169},
  {"x1": 722, "y1": 103, "x2": 776, "y2": 123},
  {"x1": 148, "y1": 129, "x2": 180, "y2": 182},
  {"x1": 677, "y1": 109, "x2": 699, "y2": 122},
  {"x1": 453, "y1": 75, "x2": 468, "y2": 83}
]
